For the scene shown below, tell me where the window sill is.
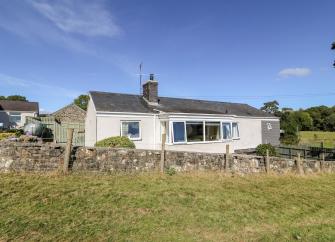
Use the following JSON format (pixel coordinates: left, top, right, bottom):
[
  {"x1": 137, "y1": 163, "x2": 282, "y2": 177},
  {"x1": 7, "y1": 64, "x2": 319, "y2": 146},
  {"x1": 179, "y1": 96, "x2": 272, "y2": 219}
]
[
  {"x1": 129, "y1": 138, "x2": 142, "y2": 141},
  {"x1": 170, "y1": 139, "x2": 234, "y2": 145}
]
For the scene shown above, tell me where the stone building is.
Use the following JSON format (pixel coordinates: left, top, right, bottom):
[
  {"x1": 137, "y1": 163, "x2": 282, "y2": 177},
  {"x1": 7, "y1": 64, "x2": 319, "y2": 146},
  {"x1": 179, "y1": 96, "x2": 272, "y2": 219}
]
[{"x1": 52, "y1": 103, "x2": 86, "y2": 123}]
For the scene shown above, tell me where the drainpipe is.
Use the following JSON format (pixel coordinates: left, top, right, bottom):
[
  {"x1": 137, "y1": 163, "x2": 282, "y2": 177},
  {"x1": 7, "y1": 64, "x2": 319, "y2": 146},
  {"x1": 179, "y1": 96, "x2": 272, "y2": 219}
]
[{"x1": 153, "y1": 114, "x2": 156, "y2": 150}]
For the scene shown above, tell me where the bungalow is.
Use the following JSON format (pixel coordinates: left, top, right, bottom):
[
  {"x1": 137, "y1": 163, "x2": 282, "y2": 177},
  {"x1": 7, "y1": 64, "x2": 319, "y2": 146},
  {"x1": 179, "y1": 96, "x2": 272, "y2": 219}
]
[
  {"x1": 85, "y1": 75, "x2": 280, "y2": 153},
  {"x1": 0, "y1": 100, "x2": 39, "y2": 129}
]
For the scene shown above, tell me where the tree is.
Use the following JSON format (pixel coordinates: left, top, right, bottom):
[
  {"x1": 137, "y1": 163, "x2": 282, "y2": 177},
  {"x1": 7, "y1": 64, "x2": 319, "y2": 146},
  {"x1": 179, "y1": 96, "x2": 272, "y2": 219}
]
[
  {"x1": 293, "y1": 111, "x2": 313, "y2": 131},
  {"x1": 324, "y1": 113, "x2": 335, "y2": 131},
  {"x1": 280, "y1": 112, "x2": 299, "y2": 144},
  {"x1": 260, "y1": 100, "x2": 280, "y2": 116},
  {"x1": 6, "y1": 95, "x2": 27, "y2": 101},
  {"x1": 74, "y1": 94, "x2": 90, "y2": 111},
  {"x1": 281, "y1": 107, "x2": 293, "y2": 112},
  {"x1": 0, "y1": 95, "x2": 27, "y2": 101}
]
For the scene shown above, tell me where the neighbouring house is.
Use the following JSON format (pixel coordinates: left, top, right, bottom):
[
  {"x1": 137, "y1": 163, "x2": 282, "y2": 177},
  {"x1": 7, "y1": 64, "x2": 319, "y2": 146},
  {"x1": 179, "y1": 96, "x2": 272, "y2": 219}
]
[
  {"x1": 0, "y1": 100, "x2": 39, "y2": 129},
  {"x1": 85, "y1": 75, "x2": 280, "y2": 153},
  {"x1": 52, "y1": 103, "x2": 86, "y2": 123}
]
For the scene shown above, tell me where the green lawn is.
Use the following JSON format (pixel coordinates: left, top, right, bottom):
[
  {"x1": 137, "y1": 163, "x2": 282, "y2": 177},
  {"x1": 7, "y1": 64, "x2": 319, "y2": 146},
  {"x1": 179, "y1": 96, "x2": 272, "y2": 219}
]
[
  {"x1": 1, "y1": 173, "x2": 335, "y2": 241},
  {"x1": 299, "y1": 131, "x2": 335, "y2": 148}
]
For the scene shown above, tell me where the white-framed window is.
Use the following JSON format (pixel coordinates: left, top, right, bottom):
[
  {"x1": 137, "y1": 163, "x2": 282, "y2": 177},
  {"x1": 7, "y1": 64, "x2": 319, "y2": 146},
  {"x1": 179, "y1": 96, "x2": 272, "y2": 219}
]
[
  {"x1": 172, "y1": 121, "x2": 186, "y2": 143},
  {"x1": 171, "y1": 120, "x2": 239, "y2": 144},
  {"x1": 9, "y1": 112, "x2": 21, "y2": 124},
  {"x1": 232, "y1": 122, "x2": 240, "y2": 139},
  {"x1": 186, "y1": 121, "x2": 203, "y2": 142},
  {"x1": 205, "y1": 121, "x2": 221, "y2": 141},
  {"x1": 121, "y1": 121, "x2": 141, "y2": 140},
  {"x1": 222, "y1": 122, "x2": 232, "y2": 140}
]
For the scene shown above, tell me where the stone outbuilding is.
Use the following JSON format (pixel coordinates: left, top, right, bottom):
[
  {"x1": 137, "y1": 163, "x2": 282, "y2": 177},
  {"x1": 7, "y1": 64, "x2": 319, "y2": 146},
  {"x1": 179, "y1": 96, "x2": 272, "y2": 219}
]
[{"x1": 52, "y1": 103, "x2": 86, "y2": 123}]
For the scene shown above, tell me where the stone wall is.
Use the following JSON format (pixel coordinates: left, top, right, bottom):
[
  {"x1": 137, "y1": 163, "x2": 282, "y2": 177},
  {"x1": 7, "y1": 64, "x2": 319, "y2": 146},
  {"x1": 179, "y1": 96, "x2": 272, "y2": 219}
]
[{"x1": 1, "y1": 142, "x2": 335, "y2": 174}]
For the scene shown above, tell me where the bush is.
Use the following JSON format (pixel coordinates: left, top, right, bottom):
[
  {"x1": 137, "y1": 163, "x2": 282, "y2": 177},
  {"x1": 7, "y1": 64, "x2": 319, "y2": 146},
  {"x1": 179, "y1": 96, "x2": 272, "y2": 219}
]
[
  {"x1": 95, "y1": 136, "x2": 135, "y2": 148},
  {"x1": 280, "y1": 134, "x2": 299, "y2": 145},
  {"x1": 256, "y1": 144, "x2": 277, "y2": 156},
  {"x1": 0, "y1": 133, "x2": 15, "y2": 141},
  {"x1": 165, "y1": 167, "x2": 177, "y2": 176}
]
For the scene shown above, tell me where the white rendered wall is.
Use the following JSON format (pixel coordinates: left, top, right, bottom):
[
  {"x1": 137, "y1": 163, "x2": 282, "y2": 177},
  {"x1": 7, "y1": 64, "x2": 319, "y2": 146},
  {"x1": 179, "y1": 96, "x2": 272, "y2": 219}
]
[
  {"x1": 85, "y1": 99, "x2": 97, "y2": 147},
  {"x1": 96, "y1": 114, "x2": 157, "y2": 150}
]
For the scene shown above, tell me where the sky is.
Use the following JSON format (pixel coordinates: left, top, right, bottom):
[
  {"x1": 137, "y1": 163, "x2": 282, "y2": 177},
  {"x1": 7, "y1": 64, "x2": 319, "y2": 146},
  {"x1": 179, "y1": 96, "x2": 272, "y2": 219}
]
[{"x1": 0, "y1": 0, "x2": 334, "y2": 112}]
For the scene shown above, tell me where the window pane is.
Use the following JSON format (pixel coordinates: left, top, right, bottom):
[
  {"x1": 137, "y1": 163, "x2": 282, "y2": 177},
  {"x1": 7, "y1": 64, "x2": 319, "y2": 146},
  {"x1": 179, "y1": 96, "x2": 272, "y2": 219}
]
[
  {"x1": 173, "y1": 122, "x2": 185, "y2": 142},
  {"x1": 232, "y1": 122, "x2": 239, "y2": 138},
  {"x1": 122, "y1": 122, "x2": 140, "y2": 139},
  {"x1": 9, "y1": 113, "x2": 21, "y2": 123},
  {"x1": 222, "y1": 122, "x2": 231, "y2": 139},
  {"x1": 186, "y1": 121, "x2": 203, "y2": 142},
  {"x1": 205, "y1": 122, "x2": 220, "y2": 141}
]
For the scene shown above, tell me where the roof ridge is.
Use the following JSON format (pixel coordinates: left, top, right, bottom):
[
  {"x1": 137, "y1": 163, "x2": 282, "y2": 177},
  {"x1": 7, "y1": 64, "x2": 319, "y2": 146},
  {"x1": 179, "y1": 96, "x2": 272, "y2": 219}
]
[{"x1": 89, "y1": 90, "x2": 141, "y2": 97}]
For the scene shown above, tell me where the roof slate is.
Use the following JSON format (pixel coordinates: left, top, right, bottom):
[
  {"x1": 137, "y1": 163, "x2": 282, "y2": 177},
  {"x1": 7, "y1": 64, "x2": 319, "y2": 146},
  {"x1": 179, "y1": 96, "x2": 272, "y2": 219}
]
[
  {"x1": 0, "y1": 100, "x2": 39, "y2": 112},
  {"x1": 90, "y1": 91, "x2": 274, "y2": 117}
]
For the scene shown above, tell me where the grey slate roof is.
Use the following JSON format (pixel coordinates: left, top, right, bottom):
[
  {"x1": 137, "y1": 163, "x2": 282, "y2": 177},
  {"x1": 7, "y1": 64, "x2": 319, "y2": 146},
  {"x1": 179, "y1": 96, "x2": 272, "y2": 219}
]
[
  {"x1": 90, "y1": 91, "x2": 274, "y2": 117},
  {"x1": 0, "y1": 100, "x2": 39, "y2": 112}
]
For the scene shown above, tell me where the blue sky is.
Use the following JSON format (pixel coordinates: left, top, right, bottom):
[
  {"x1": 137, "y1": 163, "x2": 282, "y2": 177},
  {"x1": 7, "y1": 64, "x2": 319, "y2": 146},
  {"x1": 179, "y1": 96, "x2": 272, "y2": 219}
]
[{"x1": 0, "y1": 0, "x2": 334, "y2": 112}]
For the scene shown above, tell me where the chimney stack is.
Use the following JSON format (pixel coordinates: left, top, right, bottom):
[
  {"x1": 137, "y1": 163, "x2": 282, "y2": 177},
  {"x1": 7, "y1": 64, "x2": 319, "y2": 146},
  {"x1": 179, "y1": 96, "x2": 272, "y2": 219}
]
[{"x1": 142, "y1": 74, "x2": 158, "y2": 104}]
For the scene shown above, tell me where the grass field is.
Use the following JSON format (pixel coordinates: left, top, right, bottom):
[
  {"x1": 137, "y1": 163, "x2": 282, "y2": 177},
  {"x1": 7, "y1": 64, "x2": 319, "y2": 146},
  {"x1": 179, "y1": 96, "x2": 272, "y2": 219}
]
[
  {"x1": 1, "y1": 173, "x2": 335, "y2": 241},
  {"x1": 299, "y1": 131, "x2": 335, "y2": 148}
]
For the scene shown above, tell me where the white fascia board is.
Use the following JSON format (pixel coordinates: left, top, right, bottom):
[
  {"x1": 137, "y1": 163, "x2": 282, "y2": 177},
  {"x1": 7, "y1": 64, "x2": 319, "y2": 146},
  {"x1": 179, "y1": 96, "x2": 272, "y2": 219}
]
[{"x1": 158, "y1": 112, "x2": 279, "y2": 121}]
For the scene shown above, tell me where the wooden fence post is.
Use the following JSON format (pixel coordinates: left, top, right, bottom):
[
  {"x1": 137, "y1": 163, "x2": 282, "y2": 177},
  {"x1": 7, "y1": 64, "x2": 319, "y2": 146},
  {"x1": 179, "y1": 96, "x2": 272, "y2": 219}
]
[
  {"x1": 160, "y1": 125, "x2": 166, "y2": 173},
  {"x1": 63, "y1": 128, "x2": 74, "y2": 174},
  {"x1": 289, "y1": 148, "x2": 292, "y2": 159},
  {"x1": 225, "y1": 144, "x2": 230, "y2": 172},
  {"x1": 265, "y1": 149, "x2": 270, "y2": 174},
  {"x1": 296, "y1": 152, "x2": 303, "y2": 175},
  {"x1": 304, "y1": 149, "x2": 307, "y2": 159}
]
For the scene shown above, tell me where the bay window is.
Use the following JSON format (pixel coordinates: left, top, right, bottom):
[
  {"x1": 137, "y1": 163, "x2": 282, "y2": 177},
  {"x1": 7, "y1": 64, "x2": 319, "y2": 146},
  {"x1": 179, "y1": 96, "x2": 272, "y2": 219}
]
[
  {"x1": 186, "y1": 121, "x2": 203, "y2": 142},
  {"x1": 121, "y1": 121, "x2": 140, "y2": 140},
  {"x1": 232, "y1": 122, "x2": 240, "y2": 139},
  {"x1": 205, "y1": 122, "x2": 221, "y2": 141},
  {"x1": 222, "y1": 122, "x2": 232, "y2": 139},
  {"x1": 171, "y1": 120, "x2": 239, "y2": 144},
  {"x1": 172, "y1": 122, "x2": 186, "y2": 143}
]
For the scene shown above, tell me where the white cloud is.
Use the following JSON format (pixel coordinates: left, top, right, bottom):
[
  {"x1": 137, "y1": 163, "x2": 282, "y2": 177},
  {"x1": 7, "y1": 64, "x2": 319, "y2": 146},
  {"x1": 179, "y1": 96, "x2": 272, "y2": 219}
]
[
  {"x1": 0, "y1": 1, "x2": 133, "y2": 76},
  {"x1": 0, "y1": 73, "x2": 81, "y2": 99},
  {"x1": 278, "y1": 68, "x2": 311, "y2": 78},
  {"x1": 29, "y1": 0, "x2": 121, "y2": 37}
]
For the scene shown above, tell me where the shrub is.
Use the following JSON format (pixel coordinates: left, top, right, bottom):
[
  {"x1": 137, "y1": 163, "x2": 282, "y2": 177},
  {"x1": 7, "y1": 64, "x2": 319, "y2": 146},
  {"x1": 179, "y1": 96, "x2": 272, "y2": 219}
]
[
  {"x1": 15, "y1": 129, "x2": 24, "y2": 137},
  {"x1": 280, "y1": 134, "x2": 299, "y2": 145},
  {"x1": 165, "y1": 167, "x2": 177, "y2": 176},
  {"x1": 95, "y1": 136, "x2": 135, "y2": 148},
  {"x1": 256, "y1": 144, "x2": 277, "y2": 156},
  {"x1": 0, "y1": 133, "x2": 15, "y2": 141}
]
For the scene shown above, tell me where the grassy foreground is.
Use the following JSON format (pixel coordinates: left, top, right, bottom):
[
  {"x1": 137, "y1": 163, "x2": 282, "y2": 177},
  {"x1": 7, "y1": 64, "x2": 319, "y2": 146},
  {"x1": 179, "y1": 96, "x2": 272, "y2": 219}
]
[
  {"x1": 1, "y1": 173, "x2": 335, "y2": 241},
  {"x1": 299, "y1": 131, "x2": 335, "y2": 148}
]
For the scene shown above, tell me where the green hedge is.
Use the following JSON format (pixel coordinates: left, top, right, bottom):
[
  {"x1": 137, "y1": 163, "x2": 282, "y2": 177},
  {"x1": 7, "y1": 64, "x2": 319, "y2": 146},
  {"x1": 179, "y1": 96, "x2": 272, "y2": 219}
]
[
  {"x1": 256, "y1": 144, "x2": 277, "y2": 156},
  {"x1": 95, "y1": 136, "x2": 135, "y2": 148}
]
